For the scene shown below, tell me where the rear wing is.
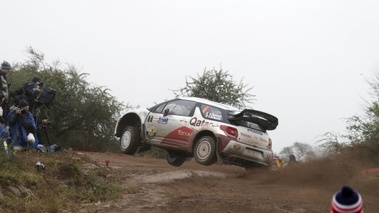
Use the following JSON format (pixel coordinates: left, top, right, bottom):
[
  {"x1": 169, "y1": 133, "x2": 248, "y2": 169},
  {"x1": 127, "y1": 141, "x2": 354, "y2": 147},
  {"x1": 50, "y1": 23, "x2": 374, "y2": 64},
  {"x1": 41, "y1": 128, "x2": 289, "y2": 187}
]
[{"x1": 227, "y1": 109, "x2": 278, "y2": 131}]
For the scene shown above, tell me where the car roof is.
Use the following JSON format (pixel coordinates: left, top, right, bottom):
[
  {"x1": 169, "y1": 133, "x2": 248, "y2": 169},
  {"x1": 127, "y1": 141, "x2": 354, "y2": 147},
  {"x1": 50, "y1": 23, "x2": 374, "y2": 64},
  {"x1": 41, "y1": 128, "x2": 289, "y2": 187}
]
[{"x1": 178, "y1": 97, "x2": 240, "y2": 111}]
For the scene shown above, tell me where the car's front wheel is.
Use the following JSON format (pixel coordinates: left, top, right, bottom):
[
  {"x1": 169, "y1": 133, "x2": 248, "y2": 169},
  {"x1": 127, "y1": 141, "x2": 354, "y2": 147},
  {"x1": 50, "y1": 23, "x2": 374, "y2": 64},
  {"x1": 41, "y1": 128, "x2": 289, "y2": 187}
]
[
  {"x1": 194, "y1": 136, "x2": 216, "y2": 166},
  {"x1": 120, "y1": 126, "x2": 140, "y2": 154},
  {"x1": 166, "y1": 151, "x2": 187, "y2": 167}
]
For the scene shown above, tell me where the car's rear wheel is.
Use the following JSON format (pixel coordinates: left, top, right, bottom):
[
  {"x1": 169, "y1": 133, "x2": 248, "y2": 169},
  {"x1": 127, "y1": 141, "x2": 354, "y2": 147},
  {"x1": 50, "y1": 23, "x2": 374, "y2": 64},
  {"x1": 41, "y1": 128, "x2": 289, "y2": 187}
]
[
  {"x1": 120, "y1": 126, "x2": 140, "y2": 154},
  {"x1": 166, "y1": 151, "x2": 187, "y2": 167},
  {"x1": 194, "y1": 136, "x2": 216, "y2": 166}
]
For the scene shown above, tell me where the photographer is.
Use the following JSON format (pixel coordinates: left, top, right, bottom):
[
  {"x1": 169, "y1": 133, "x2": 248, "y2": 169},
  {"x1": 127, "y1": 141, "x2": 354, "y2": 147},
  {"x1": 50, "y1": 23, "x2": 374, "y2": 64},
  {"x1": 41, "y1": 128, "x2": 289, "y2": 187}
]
[
  {"x1": 34, "y1": 107, "x2": 51, "y2": 146},
  {"x1": 8, "y1": 100, "x2": 39, "y2": 150},
  {"x1": 0, "y1": 61, "x2": 11, "y2": 120},
  {"x1": 0, "y1": 117, "x2": 10, "y2": 154}
]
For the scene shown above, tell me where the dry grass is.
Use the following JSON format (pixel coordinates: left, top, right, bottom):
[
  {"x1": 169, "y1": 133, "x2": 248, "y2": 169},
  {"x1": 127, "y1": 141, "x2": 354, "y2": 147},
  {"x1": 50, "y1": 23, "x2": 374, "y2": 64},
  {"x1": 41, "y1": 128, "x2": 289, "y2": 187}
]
[{"x1": 0, "y1": 149, "x2": 123, "y2": 213}]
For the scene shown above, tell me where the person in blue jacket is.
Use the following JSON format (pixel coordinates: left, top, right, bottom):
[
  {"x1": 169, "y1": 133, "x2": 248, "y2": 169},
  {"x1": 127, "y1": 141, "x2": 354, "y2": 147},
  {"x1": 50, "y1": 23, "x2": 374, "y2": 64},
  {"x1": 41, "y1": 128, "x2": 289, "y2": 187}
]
[
  {"x1": 0, "y1": 116, "x2": 10, "y2": 154},
  {"x1": 8, "y1": 100, "x2": 39, "y2": 150}
]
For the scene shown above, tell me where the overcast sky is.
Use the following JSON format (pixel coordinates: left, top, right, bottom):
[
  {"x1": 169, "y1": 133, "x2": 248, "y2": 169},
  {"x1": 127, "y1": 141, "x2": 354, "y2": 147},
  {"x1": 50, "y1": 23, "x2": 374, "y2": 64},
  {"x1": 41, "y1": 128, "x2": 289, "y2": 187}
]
[{"x1": 3, "y1": 0, "x2": 379, "y2": 153}]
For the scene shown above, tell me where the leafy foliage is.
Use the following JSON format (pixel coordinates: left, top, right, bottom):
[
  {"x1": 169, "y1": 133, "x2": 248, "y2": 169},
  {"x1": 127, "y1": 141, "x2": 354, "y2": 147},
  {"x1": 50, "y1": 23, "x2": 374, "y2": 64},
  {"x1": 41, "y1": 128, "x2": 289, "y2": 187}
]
[
  {"x1": 345, "y1": 68, "x2": 379, "y2": 144},
  {"x1": 311, "y1": 69, "x2": 379, "y2": 157},
  {"x1": 279, "y1": 142, "x2": 315, "y2": 161},
  {"x1": 8, "y1": 47, "x2": 127, "y2": 151},
  {"x1": 173, "y1": 67, "x2": 255, "y2": 108},
  {"x1": 316, "y1": 131, "x2": 347, "y2": 155}
]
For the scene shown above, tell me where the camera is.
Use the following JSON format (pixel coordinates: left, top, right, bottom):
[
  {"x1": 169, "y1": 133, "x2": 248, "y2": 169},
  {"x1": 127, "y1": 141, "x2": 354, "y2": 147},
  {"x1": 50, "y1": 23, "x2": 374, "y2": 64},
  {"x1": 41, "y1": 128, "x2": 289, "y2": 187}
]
[
  {"x1": 42, "y1": 119, "x2": 51, "y2": 126},
  {"x1": 15, "y1": 107, "x2": 26, "y2": 114},
  {"x1": 19, "y1": 107, "x2": 29, "y2": 114},
  {"x1": 35, "y1": 161, "x2": 45, "y2": 171}
]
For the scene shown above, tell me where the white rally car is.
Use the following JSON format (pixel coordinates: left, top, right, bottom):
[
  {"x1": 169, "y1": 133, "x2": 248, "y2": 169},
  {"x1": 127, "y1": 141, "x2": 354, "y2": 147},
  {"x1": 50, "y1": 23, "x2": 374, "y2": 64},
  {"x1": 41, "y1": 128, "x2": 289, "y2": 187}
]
[{"x1": 114, "y1": 97, "x2": 278, "y2": 168}]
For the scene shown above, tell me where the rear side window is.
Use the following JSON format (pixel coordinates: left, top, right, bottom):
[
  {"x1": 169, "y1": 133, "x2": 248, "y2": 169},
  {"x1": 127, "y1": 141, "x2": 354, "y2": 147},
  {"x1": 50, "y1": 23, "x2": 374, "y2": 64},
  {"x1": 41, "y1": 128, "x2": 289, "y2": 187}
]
[
  {"x1": 163, "y1": 100, "x2": 196, "y2": 116},
  {"x1": 200, "y1": 105, "x2": 223, "y2": 121}
]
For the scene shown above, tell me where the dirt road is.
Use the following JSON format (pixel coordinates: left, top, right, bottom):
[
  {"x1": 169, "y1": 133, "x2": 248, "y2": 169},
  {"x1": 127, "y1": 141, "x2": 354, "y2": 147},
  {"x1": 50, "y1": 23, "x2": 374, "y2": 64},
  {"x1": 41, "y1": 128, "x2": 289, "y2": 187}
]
[{"x1": 80, "y1": 151, "x2": 379, "y2": 213}]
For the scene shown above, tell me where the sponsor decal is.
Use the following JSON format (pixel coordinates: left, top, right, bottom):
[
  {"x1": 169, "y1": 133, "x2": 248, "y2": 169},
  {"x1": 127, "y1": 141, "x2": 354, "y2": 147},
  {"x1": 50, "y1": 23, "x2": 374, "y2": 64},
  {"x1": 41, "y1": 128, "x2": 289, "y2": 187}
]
[
  {"x1": 240, "y1": 132, "x2": 252, "y2": 138},
  {"x1": 147, "y1": 116, "x2": 153, "y2": 122},
  {"x1": 233, "y1": 144, "x2": 241, "y2": 151},
  {"x1": 189, "y1": 117, "x2": 214, "y2": 127},
  {"x1": 259, "y1": 138, "x2": 268, "y2": 143},
  {"x1": 204, "y1": 112, "x2": 222, "y2": 120},
  {"x1": 146, "y1": 126, "x2": 156, "y2": 138},
  {"x1": 164, "y1": 126, "x2": 195, "y2": 141},
  {"x1": 158, "y1": 117, "x2": 168, "y2": 124},
  {"x1": 177, "y1": 129, "x2": 192, "y2": 137},
  {"x1": 247, "y1": 128, "x2": 263, "y2": 135}
]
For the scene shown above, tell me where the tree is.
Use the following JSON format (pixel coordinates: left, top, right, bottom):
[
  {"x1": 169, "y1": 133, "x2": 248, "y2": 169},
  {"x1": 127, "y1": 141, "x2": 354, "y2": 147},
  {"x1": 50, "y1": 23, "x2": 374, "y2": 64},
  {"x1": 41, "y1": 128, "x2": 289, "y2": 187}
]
[
  {"x1": 173, "y1": 67, "x2": 255, "y2": 108},
  {"x1": 346, "y1": 66, "x2": 379, "y2": 144},
  {"x1": 316, "y1": 131, "x2": 347, "y2": 155},
  {"x1": 9, "y1": 47, "x2": 127, "y2": 151},
  {"x1": 279, "y1": 142, "x2": 315, "y2": 161}
]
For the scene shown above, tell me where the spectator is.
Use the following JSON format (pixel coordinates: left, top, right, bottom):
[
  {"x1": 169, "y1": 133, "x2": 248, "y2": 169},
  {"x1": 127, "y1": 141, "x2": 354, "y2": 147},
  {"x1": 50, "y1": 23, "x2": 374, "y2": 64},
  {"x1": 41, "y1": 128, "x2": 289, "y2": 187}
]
[
  {"x1": 0, "y1": 61, "x2": 11, "y2": 120},
  {"x1": 34, "y1": 107, "x2": 50, "y2": 146},
  {"x1": 331, "y1": 185, "x2": 363, "y2": 213},
  {"x1": 0, "y1": 117, "x2": 10, "y2": 154},
  {"x1": 12, "y1": 76, "x2": 42, "y2": 112},
  {"x1": 5, "y1": 98, "x2": 21, "y2": 145},
  {"x1": 289, "y1": 154, "x2": 297, "y2": 163},
  {"x1": 6, "y1": 98, "x2": 21, "y2": 126},
  {"x1": 8, "y1": 100, "x2": 39, "y2": 150},
  {"x1": 273, "y1": 157, "x2": 285, "y2": 169}
]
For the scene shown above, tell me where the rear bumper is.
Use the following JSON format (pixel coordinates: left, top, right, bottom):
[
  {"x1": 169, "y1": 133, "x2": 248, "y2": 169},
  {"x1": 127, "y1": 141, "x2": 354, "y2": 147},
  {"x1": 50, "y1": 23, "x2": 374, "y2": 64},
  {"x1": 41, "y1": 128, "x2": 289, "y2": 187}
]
[{"x1": 220, "y1": 140, "x2": 273, "y2": 166}]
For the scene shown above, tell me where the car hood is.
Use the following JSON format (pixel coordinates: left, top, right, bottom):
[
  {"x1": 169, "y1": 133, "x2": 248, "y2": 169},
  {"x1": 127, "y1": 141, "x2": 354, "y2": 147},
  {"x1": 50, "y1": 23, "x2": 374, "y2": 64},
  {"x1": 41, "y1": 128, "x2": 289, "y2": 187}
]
[{"x1": 227, "y1": 109, "x2": 278, "y2": 131}]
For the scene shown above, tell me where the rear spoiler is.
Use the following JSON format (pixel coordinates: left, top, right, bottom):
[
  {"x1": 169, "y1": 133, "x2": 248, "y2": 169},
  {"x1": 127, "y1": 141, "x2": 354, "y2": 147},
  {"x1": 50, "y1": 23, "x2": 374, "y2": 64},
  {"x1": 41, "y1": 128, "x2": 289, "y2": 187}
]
[{"x1": 227, "y1": 109, "x2": 279, "y2": 131}]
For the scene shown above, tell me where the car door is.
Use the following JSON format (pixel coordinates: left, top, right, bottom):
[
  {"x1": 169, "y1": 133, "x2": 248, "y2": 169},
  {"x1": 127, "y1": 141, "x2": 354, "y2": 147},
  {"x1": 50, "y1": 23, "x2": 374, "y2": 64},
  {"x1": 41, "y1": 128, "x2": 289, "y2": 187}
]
[{"x1": 145, "y1": 99, "x2": 196, "y2": 151}]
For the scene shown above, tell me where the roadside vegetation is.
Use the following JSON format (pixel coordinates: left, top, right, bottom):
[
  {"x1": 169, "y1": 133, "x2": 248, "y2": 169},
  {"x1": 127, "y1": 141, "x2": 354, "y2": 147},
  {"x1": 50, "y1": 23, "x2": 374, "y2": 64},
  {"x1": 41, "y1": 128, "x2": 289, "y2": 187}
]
[
  {"x1": 0, "y1": 48, "x2": 128, "y2": 212},
  {"x1": 2, "y1": 48, "x2": 379, "y2": 211},
  {"x1": 9, "y1": 47, "x2": 128, "y2": 152},
  {"x1": 0, "y1": 150, "x2": 122, "y2": 213},
  {"x1": 279, "y1": 66, "x2": 379, "y2": 167}
]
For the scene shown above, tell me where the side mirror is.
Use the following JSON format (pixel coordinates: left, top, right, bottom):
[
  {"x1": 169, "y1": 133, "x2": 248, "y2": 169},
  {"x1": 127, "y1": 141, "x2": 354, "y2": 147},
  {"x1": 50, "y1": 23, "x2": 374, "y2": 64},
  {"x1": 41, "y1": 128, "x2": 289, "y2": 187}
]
[{"x1": 163, "y1": 109, "x2": 169, "y2": 117}]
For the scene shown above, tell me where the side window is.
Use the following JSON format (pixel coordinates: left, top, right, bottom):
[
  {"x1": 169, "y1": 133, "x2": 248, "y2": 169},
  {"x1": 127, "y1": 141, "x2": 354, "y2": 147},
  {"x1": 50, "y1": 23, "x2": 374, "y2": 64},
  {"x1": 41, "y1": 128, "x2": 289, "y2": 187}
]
[
  {"x1": 153, "y1": 103, "x2": 166, "y2": 113},
  {"x1": 163, "y1": 100, "x2": 196, "y2": 116},
  {"x1": 201, "y1": 105, "x2": 223, "y2": 121}
]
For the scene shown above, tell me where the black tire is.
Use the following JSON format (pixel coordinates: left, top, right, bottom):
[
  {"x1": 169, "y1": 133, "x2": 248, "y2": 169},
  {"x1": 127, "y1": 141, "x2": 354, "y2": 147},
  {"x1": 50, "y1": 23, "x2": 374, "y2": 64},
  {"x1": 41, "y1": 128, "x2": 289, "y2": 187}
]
[
  {"x1": 120, "y1": 126, "x2": 140, "y2": 154},
  {"x1": 166, "y1": 151, "x2": 187, "y2": 167},
  {"x1": 193, "y1": 136, "x2": 216, "y2": 166}
]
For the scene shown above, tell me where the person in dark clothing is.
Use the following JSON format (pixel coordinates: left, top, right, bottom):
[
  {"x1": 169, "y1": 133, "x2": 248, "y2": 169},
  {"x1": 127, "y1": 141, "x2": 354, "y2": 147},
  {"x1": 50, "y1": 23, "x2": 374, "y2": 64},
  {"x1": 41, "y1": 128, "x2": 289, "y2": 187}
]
[
  {"x1": 331, "y1": 185, "x2": 363, "y2": 213},
  {"x1": 0, "y1": 61, "x2": 11, "y2": 120},
  {"x1": 289, "y1": 154, "x2": 297, "y2": 163},
  {"x1": 0, "y1": 116, "x2": 10, "y2": 154},
  {"x1": 8, "y1": 100, "x2": 39, "y2": 150},
  {"x1": 34, "y1": 107, "x2": 50, "y2": 146},
  {"x1": 12, "y1": 77, "x2": 53, "y2": 147}
]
